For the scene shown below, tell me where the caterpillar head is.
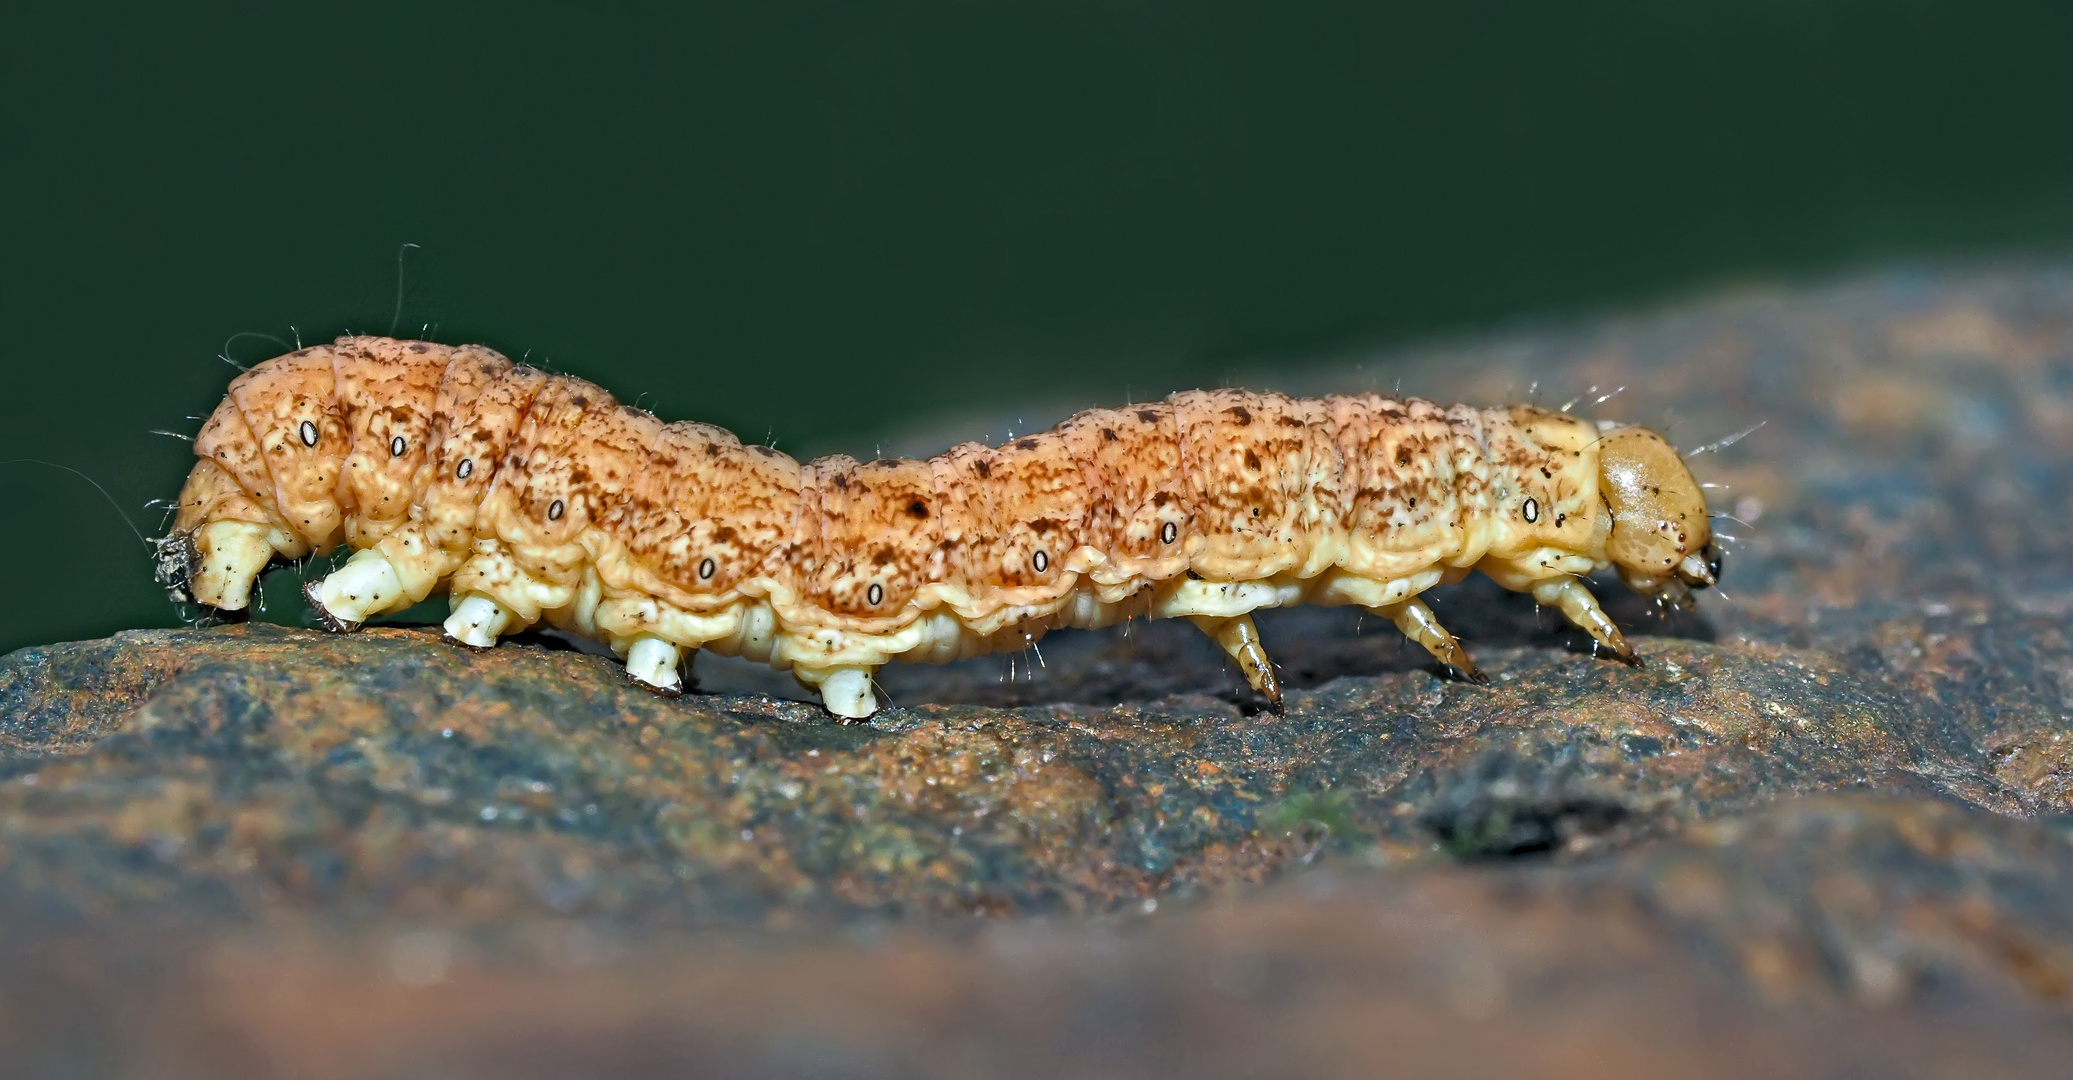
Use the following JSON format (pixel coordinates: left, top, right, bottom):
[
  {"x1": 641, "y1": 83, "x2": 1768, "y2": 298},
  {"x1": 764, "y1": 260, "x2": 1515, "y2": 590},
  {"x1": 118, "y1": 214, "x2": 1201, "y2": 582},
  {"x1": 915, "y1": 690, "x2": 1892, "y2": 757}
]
[{"x1": 1596, "y1": 424, "x2": 1719, "y2": 608}]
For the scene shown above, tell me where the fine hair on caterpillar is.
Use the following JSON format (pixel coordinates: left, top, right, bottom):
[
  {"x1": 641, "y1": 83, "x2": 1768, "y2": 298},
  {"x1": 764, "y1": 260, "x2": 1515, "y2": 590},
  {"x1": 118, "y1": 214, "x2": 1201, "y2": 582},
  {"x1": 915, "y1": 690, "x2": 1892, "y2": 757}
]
[
  {"x1": 162, "y1": 335, "x2": 1722, "y2": 720},
  {"x1": 3, "y1": 459, "x2": 156, "y2": 551}
]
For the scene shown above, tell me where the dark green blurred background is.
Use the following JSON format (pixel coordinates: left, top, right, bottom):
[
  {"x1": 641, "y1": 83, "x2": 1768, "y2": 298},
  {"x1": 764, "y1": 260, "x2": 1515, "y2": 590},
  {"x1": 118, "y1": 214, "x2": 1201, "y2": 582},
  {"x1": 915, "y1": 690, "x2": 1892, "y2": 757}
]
[{"x1": 3, "y1": 2, "x2": 2070, "y2": 654}]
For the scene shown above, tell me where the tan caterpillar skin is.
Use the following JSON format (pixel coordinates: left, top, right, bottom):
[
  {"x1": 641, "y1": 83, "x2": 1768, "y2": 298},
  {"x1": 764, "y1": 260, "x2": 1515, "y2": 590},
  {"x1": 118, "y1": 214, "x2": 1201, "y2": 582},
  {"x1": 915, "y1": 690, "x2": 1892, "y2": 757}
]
[{"x1": 162, "y1": 336, "x2": 1721, "y2": 720}]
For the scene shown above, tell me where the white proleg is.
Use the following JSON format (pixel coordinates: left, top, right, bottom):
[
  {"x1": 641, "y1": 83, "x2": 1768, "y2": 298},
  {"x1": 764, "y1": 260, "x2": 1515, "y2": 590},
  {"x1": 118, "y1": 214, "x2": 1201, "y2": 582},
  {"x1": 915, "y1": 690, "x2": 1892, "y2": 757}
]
[
  {"x1": 444, "y1": 593, "x2": 517, "y2": 648},
  {"x1": 189, "y1": 520, "x2": 278, "y2": 611},
  {"x1": 624, "y1": 634, "x2": 685, "y2": 695},
  {"x1": 796, "y1": 665, "x2": 878, "y2": 720},
  {"x1": 307, "y1": 548, "x2": 407, "y2": 629}
]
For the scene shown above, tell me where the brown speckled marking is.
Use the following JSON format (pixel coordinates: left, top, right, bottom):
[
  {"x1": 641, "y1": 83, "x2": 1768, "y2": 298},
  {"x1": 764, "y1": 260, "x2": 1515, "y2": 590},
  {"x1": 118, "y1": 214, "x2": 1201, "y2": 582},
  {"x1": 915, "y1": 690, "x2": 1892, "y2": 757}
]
[
  {"x1": 333, "y1": 338, "x2": 444, "y2": 545},
  {"x1": 230, "y1": 348, "x2": 350, "y2": 546},
  {"x1": 1058, "y1": 403, "x2": 1190, "y2": 581},
  {"x1": 804, "y1": 456, "x2": 941, "y2": 621},
  {"x1": 476, "y1": 377, "x2": 614, "y2": 585},
  {"x1": 412, "y1": 349, "x2": 546, "y2": 557},
  {"x1": 1173, "y1": 389, "x2": 1340, "y2": 581},
  {"x1": 640, "y1": 421, "x2": 801, "y2": 606},
  {"x1": 956, "y1": 430, "x2": 1091, "y2": 596}
]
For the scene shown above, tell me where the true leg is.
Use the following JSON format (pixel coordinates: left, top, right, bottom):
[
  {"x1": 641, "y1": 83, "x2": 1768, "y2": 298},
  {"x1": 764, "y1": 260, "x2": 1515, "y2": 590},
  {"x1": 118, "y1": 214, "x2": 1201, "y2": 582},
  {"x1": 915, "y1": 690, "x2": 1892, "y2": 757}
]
[
  {"x1": 1374, "y1": 597, "x2": 1486, "y2": 683},
  {"x1": 1532, "y1": 578, "x2": 1638, "y2": 664},
  {"x1": 1190, "y1": 613, "x2": 1283, "y2": 709}
]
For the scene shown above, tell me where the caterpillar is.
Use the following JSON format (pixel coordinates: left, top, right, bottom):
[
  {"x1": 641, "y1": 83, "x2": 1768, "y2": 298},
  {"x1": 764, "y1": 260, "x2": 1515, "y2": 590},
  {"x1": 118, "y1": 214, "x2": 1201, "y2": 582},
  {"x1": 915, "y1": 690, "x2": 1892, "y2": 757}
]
[{"x1": 159, "y1": 336, "x2": 1720, "y2": 720}]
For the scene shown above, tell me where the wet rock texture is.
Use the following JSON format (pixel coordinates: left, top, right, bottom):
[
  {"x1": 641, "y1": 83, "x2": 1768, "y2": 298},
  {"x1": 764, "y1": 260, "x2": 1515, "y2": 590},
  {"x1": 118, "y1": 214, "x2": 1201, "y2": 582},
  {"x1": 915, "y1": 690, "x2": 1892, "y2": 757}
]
[{"x1": 5, "y1": 263, "x2": 2073, "y2": 1077}]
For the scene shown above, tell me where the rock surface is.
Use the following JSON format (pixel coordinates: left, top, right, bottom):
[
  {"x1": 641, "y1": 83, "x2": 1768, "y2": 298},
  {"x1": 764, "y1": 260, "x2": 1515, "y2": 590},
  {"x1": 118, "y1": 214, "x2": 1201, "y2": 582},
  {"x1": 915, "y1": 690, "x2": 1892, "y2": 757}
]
[{"x1": 5, "y1": 262, "x2": 2073, "y2": 1077}]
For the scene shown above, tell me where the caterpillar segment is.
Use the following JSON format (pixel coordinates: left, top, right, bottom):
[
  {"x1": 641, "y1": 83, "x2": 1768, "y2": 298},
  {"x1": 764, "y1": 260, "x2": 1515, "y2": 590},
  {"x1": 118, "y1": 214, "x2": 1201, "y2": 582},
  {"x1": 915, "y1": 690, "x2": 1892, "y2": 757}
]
[{"x1": 165, "y1": 336, "x2": 1720, "y2": 721}]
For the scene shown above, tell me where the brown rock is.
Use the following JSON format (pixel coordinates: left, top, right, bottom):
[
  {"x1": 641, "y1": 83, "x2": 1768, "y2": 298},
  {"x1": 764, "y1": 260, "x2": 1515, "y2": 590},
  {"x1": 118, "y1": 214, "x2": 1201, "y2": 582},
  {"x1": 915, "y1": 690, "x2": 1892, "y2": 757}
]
[{"x1": 5, "y1": 261, "x2": 2073, "y2": 1076}]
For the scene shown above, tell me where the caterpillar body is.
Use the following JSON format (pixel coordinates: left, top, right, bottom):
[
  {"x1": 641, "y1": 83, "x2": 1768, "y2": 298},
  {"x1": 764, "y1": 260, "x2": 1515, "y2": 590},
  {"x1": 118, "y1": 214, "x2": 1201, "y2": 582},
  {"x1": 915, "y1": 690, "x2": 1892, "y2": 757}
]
[{"x1": 162, "y1": 336, "x2": 1720, "y2": 719}]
